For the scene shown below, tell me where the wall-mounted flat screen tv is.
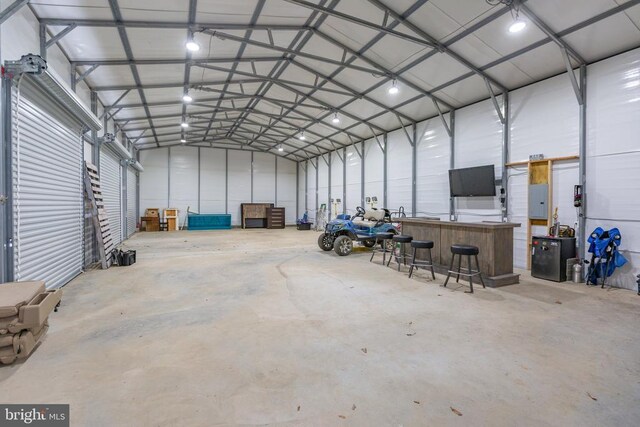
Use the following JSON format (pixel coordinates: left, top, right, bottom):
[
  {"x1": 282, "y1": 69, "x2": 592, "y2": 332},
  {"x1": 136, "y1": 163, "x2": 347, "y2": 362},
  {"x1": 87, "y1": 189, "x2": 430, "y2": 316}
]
[{"x1": 448, "y1": 165, "x2": 496, "y2": 197}]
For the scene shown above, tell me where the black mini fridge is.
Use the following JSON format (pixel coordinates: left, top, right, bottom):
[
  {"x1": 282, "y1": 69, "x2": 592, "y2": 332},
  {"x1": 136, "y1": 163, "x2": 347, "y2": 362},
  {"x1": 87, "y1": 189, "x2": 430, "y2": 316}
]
[{"x1": 531, "y1": 236, "x2": 576, "y2": 282}]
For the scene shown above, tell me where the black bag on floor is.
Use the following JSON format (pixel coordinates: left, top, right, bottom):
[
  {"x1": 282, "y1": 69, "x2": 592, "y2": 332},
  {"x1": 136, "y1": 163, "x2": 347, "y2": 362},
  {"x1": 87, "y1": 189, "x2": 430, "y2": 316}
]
[{"x1": 113, "y1": 249, "x2": 136, "y2": 266}]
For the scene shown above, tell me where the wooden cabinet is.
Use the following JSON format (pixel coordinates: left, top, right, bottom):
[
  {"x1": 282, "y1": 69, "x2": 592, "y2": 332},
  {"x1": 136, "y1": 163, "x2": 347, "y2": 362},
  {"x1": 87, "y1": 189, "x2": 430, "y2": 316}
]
[
  {"x1": 267, "y1": 208, "x2": 285, "y2": 229},
  {"x1": 241, "y1": 203, "x2": 274, "y2": 228},
  {"x1": 164, "y1": 208, "x2": 179, "y2": 231}
]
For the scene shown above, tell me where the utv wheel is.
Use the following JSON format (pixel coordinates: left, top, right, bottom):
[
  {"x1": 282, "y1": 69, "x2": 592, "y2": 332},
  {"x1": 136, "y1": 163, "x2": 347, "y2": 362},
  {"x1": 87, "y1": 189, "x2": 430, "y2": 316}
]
[
  {"x1": 333, "y1": 235, "x2": 353, "y2": 256},
  {"x1": 362, "y1": 239, "x2": 376, "y2": 248},
  {"x1": 318, "y1": 233, "x2": 334, "y2": 251}
]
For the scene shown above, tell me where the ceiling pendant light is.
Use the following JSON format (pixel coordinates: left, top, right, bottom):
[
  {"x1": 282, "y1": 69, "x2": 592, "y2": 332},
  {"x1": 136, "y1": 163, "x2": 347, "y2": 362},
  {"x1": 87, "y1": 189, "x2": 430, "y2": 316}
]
[
  {"x1": 180, "y1": 138, "x2": 186, "y2": 144},
  {"x1": 332, "y1": 112, "x2": 340, "y2": 124},
  {"x1": 181, "y1": 122, "x2": 189, "y2": 128},
  {"x1": 186, "y1": 38, "x2": 200, "y2": 52},
  {"x1": 182, "y1": 93, "x2": 193, "y2": 103},
  {"x1": 388, "y1": 79, "x2": 399, "y2": 95},
  {"x1": 509, "y1": 19, "x2": 526, "y2": 33},
  {"x1": 278, "y1": 144, "x2": 284, "y2": 152},
  {"x1": 507, "y1": 1, "x2": 526, "y2": 33},
  {"x1": 298, "y1": 131, "x2": 306, "y2": 141}
]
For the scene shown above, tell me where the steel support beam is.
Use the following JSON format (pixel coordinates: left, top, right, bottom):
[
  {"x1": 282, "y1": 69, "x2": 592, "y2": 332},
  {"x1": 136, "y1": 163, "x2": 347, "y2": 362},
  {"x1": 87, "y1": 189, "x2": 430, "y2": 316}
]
[
  {"x1": 181, "y1": 0, "x2": 198, "y2": 143},
  {"x1": 212, "y1": 1, "x2": 323, "y2": 144},
  {"x1": 44, "y1": 24, "x2": 76, "y2": 48},
  {"x1": 360, "y1": 141, "x2": 365, "y2": 209},
  {"x1": 192, "y1": 61, "x2": 386, "y2": 135},
  {"x1": 485, "y1": 79, "x2": 505, "y2": 124},
  {"x1": 194, "y1": 78, "x2": 353, "y2": 97},
  {"x1": 428, "y1": 0, "x2": 640, "y2": 96},
  {"x1": 120, "y1": 106, "x2": 352, "y2": 154},
  {"x1": 501, "y1": 92, "x2": 509, "y2": 222},
  {"x1": 290, "y1": 59, "x2": 415, "y2": 123},
  {"x1": 39, "y1": 18, "x2": 308, "y2": 31},
  {"x1": 327, "y1": 153, "x2": 332, "y2": 221},
  {"x1": 283, "y1": 0, "x2": 436, "y2": 49},
  {"x1": 578, "y1": 65, "x2": 587, "y2": 260},
  {"x1": 315, "y1": 30, "x2": 454, "y2": 110},
  {"x1": 449, "y1": 110, "x2": 456, "y2": 220},
  {"x1": 271, "y1": 0, "x2": 431, "y2": 159},
  {"x1": 519, "y1": 4, "x2": 585, "y2": 65},
  {"x1": 283, "y1": 2, "x2": 513, "y2": 157},
  {"x1": 562, "y1": 49, "x2": 584, "y2": 105},
  {"x1": 366, "y1": 0, "x2": 507, "y2": 92},
  {"x1": 0, "y1": 70, "x2": 14, "y2": 282},
  {"x1": 90, "y1": 91, "x2": 99, "y2": 262},
  {"x1": 72, "y1": 56, "x2": 283, "y2": 67},
  {"x1": 221, "y1": 1, "x2": 354, "y2": 144},
  {"x1": 284, "y1": 0, "x2": 636, "y2": 167},
  {"x1": 342, "y1": 148, "x2": 346, "y2": 215},
  {"x1": 200, "y1": 1, "x2": 265, "y2": 143},
  {"x1": 412, "y1": 122, "x2": 417, "y2": 217},
  {"x1": 286, "y1": 0, "x2": 626, "y2": 157},
  {"x1": 99, "y1": 89, "x2": 130, "y2": 119},
  {"x1": 0, "y1": 0, "x2": 28, "y2": 25},
  {"x1": 76, "y1": 64, "x2": 99, "y2": 83},
  {"x1": 303, "y1": 160, "x2": 308, "y2": 213},
  {"x1": 225, "y1": 150, "x2": 228, "y2": 213},
  {"x1": 296, "y1": 159, "x2": 300, "y2": 219},
  {"x1": 383, "y1": 133, "x2": 388, "y2": 209},
  {"x1": 315, "y1": 157, "x2": 319, "y2": 215},
  {"x1": 204, "y1": 30, "x2": 384, "y2": 77},
  {"x1": 107, "y1": 0, "x2": 159, "y2": 145},
  {"x1": 39, "y1": 23, "x2": 46, "y2": 60}
]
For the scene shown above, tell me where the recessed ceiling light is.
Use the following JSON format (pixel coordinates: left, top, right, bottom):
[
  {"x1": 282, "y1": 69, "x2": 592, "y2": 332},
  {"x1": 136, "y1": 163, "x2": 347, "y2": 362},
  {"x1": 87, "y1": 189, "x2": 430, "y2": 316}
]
[
  {"x1": 332, "y1": 112, "x2": 340, "y2": 124},
  {"x1": 186, "y1": 40, "x2": 200, "y2": 52},
  {"x1": 182, "y1": 94, "x2": 193, "y2": 102},
  {"x1": 509, "y1": 20, "x2": 526, "y2": 33},
  {"x1": 388, "y1": 79, "x2": 399, "y2": 95},
  {"x1": 181, "y1": 122, "x2": 189, "y2": 128}
]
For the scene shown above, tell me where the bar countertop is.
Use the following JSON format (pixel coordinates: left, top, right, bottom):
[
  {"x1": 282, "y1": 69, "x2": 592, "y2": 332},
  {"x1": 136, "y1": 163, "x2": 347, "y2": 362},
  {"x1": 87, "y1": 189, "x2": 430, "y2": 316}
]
[{"x1": 399, "y1": 217, "x2": 521, "y2": 229}]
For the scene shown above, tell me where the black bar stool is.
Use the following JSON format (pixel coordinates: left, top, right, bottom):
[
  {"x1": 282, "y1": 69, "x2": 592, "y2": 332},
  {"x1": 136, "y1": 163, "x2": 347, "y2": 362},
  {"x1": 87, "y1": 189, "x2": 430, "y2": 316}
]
[
  {"x1": 408, "y1": 240, "x2": 435, "y2": 280},
  {"x1": 370, "y1": 232, "x2": 395, "y2": 265},
  {"x1": 443, "y1": 244, "x2": 485, "y2": 293},
  {"x1": 387, "y1": 235, "x2": 413, "y2": 271}
]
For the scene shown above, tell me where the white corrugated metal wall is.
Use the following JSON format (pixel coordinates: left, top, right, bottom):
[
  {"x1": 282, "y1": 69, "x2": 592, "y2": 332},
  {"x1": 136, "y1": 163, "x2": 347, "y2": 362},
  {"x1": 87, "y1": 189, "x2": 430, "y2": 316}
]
[
  {"x1": 295, "y1": 47, "x2": 640, "y2": 290},
  {"x1": 416, "y1": 114, "x2": 450, "y2": 220},
  {"x1": 586, "y1": 49, "x2": 640, "y2": 290},
  {"x1": 139, "y1": 148, "x2": 297, "y2": 227}
]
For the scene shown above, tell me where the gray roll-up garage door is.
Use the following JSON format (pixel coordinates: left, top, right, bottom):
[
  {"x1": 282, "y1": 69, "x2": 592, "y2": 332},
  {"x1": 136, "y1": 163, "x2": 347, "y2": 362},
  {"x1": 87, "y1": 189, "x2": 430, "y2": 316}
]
[
  {"x1": 100, "y1": 147, "x2": 122, "y2": 246},
  {"x1": 11, "y1": 78, "x2": 84, "y2": 289},
  {"x1": 127, "y1": 167, "x2": 137, "y2": 237}
]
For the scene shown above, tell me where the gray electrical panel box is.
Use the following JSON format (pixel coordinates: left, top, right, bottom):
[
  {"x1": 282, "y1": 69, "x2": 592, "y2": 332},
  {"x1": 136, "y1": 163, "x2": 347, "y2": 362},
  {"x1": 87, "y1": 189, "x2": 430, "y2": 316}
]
[{"x1": 529, "y1": 184, "x2": 548, "y2": 219}]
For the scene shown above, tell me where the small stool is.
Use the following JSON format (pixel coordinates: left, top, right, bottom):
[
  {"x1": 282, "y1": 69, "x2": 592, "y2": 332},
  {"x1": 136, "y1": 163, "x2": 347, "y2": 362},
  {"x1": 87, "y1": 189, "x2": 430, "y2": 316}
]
[
  {"x1": 443, "y1": 244, "x2": 485, "y2": 293},
  {"x1": 370, "y1": 232, "x2": 395, "y2": 265},
  {"x1": 408, "y1": 240, "x2": 435, "y2": 280},
  {"x1": 387, "y1": 235, "x2": 413, "y2": 271}
]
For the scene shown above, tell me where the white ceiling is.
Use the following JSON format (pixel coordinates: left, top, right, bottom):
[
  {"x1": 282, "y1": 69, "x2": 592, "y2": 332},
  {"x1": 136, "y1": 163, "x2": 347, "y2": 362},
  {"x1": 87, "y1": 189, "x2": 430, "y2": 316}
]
[{"x1": 29, "y1": 0, "x2": 640, "y2": 159}]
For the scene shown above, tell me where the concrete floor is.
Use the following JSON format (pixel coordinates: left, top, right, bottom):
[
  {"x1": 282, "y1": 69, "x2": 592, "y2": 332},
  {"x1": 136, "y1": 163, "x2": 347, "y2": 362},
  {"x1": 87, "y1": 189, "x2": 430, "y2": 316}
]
[{"x1": 1, "y1": 228, "x2": 639, "y2": 426}]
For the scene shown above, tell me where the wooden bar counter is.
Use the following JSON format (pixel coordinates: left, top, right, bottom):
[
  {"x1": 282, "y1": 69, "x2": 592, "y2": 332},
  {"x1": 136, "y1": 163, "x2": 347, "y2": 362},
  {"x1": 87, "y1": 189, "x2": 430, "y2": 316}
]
[{"x1": 399, "y1": 218, "x2": 521, "y2": 287}]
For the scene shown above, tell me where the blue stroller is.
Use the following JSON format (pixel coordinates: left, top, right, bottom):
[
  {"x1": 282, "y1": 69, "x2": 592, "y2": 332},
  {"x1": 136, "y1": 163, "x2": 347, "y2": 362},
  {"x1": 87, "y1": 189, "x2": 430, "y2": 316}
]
[{"x1": 586, "y1": 227, "x2": 627, "y2": 288}]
